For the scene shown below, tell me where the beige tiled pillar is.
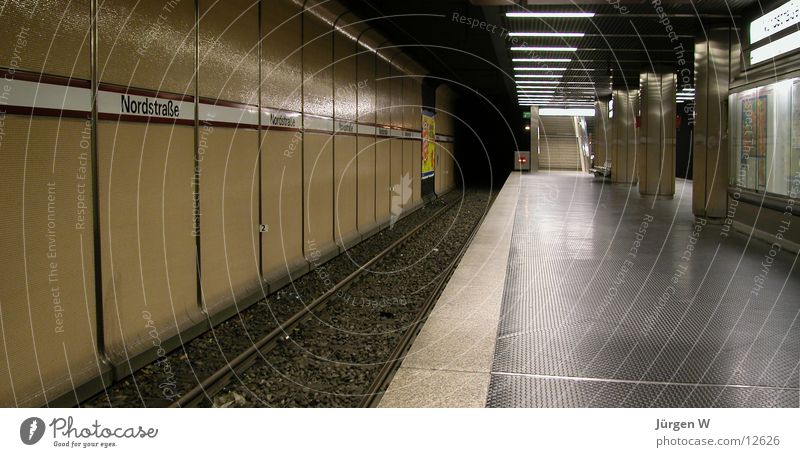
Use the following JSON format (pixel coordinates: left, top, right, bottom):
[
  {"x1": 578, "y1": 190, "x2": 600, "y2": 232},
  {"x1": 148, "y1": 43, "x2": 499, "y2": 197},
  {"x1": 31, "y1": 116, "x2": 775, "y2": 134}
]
[
  {"x1": 693, "y1": 27, "x2": 730, "y2": 217},
  {"x1": 530, "y1": 106, "x2": 540, "y2": 172},
  {"x1": 593, "y1": 98, "x2": 611, "y2": 167},
  {"x1": 638, "y1": 70, "x2": 676, "y2": 197},
  {"x1": 611, "y1": 88, "x2": 638, "y2": 184}
]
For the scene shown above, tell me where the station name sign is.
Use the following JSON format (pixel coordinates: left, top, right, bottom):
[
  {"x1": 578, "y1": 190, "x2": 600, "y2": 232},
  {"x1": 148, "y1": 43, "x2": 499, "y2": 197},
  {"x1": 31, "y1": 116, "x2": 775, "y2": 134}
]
[
  {"x1": 97, "y1": 89, "x2": 194, "y2": 124},
  {"x1": 120, "y1": 94, "x2": 180, "y2": 117},
  {"x1": 267, "y1": 112, "x2": 299, "y2": 128}
]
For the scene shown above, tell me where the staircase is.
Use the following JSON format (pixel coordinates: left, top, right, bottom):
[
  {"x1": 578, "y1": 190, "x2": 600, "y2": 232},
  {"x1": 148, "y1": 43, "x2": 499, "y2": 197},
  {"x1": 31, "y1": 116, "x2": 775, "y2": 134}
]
[{"x1": 539, "y1": 116, "x2": 580, "y2": 170}]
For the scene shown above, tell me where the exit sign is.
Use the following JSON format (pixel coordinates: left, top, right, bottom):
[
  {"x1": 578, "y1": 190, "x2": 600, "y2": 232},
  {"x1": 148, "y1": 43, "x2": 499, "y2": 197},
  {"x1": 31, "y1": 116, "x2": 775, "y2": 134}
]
[{"x1": 523, "y1": 111, "x2": 531, "y2": 119}]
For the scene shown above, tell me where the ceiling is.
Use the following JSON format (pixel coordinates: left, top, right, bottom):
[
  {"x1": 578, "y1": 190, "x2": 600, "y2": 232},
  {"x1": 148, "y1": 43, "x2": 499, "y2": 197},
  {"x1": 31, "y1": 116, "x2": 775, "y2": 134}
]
[{"x1": 338, "y1": 0, "x2": 764, "y2": 117}]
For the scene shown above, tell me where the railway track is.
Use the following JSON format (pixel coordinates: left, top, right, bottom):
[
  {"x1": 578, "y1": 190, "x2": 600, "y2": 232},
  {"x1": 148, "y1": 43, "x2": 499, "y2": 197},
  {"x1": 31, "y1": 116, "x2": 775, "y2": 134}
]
[
  {"x1": 171, "y1": 196, "x2": 479, "y2": 408},
  {"x1": 357, "y1": 196, "x2": 490, "y2": 407}
]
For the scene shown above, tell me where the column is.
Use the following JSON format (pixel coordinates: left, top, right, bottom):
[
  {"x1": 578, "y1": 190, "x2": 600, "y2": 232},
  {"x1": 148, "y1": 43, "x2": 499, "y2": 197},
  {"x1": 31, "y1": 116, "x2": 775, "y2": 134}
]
[
  {"x1": 611, "y1": 88, "x2": 638, "y2": 184},
  {"x1": 693, "y1": 27, "x2": 730, "y2": 218},
  {"x1": 638, "y1": 69, "x2": 676, "y2": 197},
  {"x1": 530, "y1": 105, "x2": 540, "y2": 172},
  {"x1": 593, "y1": 98, "x2": 611, "y2": 167}
]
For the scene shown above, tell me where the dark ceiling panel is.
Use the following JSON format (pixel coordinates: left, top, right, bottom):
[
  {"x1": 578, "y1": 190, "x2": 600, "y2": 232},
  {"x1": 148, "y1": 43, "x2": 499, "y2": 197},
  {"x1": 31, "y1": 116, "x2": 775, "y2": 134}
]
[{"x1": 337, "y1": 0, "x2": 754, "y2": 114}]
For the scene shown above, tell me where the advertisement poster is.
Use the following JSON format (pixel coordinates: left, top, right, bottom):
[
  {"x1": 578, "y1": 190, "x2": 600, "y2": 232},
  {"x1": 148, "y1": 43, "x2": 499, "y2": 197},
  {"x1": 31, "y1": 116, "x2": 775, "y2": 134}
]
[{"x1": 422, "y1": 112, "x2": 435, "y2": 179}]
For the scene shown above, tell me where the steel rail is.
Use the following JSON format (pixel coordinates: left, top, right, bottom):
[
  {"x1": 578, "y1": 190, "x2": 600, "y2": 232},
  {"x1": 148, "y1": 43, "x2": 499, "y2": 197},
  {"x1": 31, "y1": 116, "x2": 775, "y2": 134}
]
[{"x1": 358, "y1": 194, "x2": 493, "y2": 408}]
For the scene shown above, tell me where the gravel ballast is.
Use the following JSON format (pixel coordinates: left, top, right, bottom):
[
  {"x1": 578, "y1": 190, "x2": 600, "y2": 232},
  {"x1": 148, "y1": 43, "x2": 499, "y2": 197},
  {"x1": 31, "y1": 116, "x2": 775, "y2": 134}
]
[{"x1": 85, "y1": 189, "x2": 492, "y2": 408}]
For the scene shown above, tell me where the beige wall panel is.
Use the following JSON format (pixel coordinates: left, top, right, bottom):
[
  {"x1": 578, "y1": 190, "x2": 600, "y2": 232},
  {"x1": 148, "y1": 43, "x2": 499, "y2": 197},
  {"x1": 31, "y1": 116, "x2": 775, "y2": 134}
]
[
  {"x1": 440, "y1": 142, "x2": 455, "y2": 192},
  {"x1": 98, "y1": 0, "x2": 195, "y2": 94},
  {"x1": 375, "y1": 139, "x2": 391, "y2": 224},
  {"x1": 303, "y1": 13, "x2": 333, "y2": 117},
  {"x1": 200, "y1": 128, "x2": 261, "y2": 314},
  {"x1": 410, "y1": 79, "x2": 423, "y2": 131},
  {"x1": 410, "y1": 140, "x2": 422, "y2": 204},
  {"x1": 261, "y1": 129, "x2": 304, "y2": 281},
  {"x1": 403, "y1": 77, "x2": 416, "y2": 130},
  {"x1": 304, "y1": 133, "x2": 335, "y2": 257},
  {"x1": 0, "y1": 0, "x2": 90, "y2": 79},
  {"x1": 416, "y1": 140, "x2": 422, "y2": 203},
  {"x1": 333, "y1": 29, "x2": 357, "y2": 121},
  {"x1": 262, "y1": 0, "x2": 302, "y2": 112},
  {"x1": 390, "y1": 138, "x2": 403, "y2": 214},
  {"x1": 97, "y1": 122, "x2": 197, "y2": 364},
  {"x1": 334, "y1": 135, "x2": 358, "y2": 245},
  {"x1": 357, "y1": 136, "x2": 376, "y2": 231},
  {"x1": 390, "y1": 72, "x2": 403, "y2": 128},
  {"x1": 436, "y1": 84, "x2": 456, "y2": 135},
  {"x1": 448, "y1": 144, "x2": 456, "y2": 191},
  {"x1": 434, "y1": 142, "x2": 443, "y2": 194},
  {"x1": 0, "y1": 116, "x2": 99, "y2": 407},
  {"x1": 402, "y1": 138, "x2": 414, "y2": 209},
  {"x1": 444, "y1": 143, "x2": 451, "y2": 192},
  {"x1": 357, "y1": 48, "x2": 375, "y2": 124},
  {"x1": 375, "y1": 58, "x2": 391, "y2": 126},
  {"x1": 199, "y1": 0, "x2": 259, "y2": 103}
]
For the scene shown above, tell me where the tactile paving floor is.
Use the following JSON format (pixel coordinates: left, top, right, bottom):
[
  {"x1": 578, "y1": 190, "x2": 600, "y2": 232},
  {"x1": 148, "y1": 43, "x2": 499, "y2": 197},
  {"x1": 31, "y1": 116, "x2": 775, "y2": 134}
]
[{"x1": 486, "y1": 173, "x2": 800, "y2": 407}]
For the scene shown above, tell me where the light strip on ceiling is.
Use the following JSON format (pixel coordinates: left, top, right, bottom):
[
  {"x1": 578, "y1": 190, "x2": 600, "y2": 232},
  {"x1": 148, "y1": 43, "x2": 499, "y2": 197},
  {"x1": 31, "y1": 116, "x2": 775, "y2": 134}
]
[
  {"x1": 507, "y1": 12, "x2": 595, "y2": 18},
  {"x1": 510, "y1": 32, "x2": 585, "y2": 37},
  {"x1": 521, "y1": 104, "x2": 595, "y2": 108},
  {"x1": 510, "y1": 46, "x2": 578, "y2": 52},
  {"x1": 516, "y1": 74, "x2": 562, "y2": 79},
  {"x1": 519, "y1": 98, "x2": 595, "y2": 101},
  {"x1": 540, "y1": 108, "x2": 595, "y2": 116},
  {"x1": 513, "y1": 67, "x2": 568, "y2": 71},
  {"x1": 513, "y1": 58, "x2": 572, "y2": 62},
  {"x1": 522, "y1": 103, "x2": 595, "y2": 106},
  {"x1": 518, "y1": 81, "x2": 594, "y2": 85}
]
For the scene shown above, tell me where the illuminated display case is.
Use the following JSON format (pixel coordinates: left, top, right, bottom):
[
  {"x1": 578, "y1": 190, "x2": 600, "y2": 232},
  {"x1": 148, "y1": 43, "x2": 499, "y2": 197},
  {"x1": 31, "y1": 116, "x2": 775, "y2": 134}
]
[{"x1": 729, "y1": 77, "x2": 800, "y2": 198}]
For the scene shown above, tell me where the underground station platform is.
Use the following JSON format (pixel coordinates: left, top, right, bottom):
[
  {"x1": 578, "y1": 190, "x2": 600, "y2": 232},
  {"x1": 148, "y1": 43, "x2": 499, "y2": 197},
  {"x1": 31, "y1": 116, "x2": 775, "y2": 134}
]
[{"x1": 379, "y1": 172, "x2": 800, "y2": 408}]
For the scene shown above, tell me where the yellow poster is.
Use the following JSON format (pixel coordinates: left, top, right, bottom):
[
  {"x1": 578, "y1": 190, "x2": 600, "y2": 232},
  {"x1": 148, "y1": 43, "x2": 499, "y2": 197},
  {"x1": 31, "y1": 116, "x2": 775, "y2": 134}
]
[{"x1": 422, "y1": 113, "x2": 435, "y2": 178}]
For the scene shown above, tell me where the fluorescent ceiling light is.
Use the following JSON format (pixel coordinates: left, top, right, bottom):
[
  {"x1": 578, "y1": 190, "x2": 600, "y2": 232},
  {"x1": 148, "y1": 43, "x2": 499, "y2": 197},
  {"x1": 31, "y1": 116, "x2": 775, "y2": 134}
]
[
  {"x1": 507, "y1": 12, "x2": 595, "y2": 18},
  {"x1": 516, "y1": 74, "x2": 562, "y2": 78},
  {"x1": 750, "y1": 29, "x2": 800, "y2": 64},
  {"x1": 517, "y1": 81, "x2": 594, "y2": 86},
  {"x1": 523, "y1": 106, "x2": 595, "y2": 109},
  {"x1": 523, "y1": 101, "x2": 595, "y2": 103},
  {"x1": 513, "y1": 67, "x2": 568, "y2": 71},
  {"x1": 540, "y1": 108, "x2": 595, "y2": 116},
  {"x1": 513, "y1": 58, "x2": 572, "y2": 62},
  {"x1": 511, "y1": 46, "x2": 578, "y2": 52},
  {"x1": 515, "y1": 67, "x2": 595, "y2": 73},
  {"x1": 521, "y1": 104, "x2": 595, "y2": 108},
  {"x1": 510, "y1": 32, "x2": 585, "y2": 37},
  {"x1": 516, "y1": 81, "x2": 559, "y2": 85}
]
